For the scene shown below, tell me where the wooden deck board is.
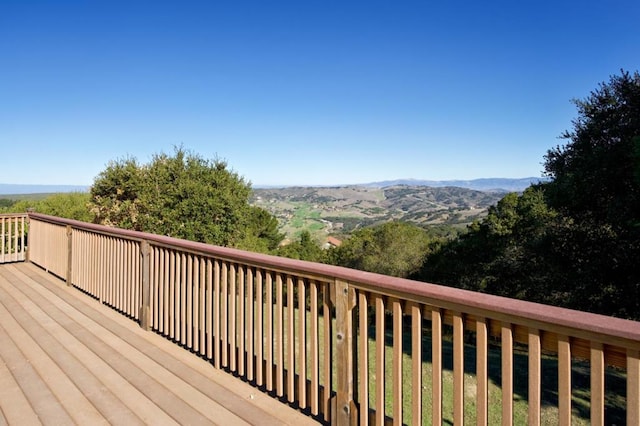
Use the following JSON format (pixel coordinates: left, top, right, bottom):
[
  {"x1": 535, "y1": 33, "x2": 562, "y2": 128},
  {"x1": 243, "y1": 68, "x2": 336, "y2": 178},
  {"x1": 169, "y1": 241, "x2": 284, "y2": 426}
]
[{"x1": 0, "y1": 263, "x2": 321, "y2": 426}]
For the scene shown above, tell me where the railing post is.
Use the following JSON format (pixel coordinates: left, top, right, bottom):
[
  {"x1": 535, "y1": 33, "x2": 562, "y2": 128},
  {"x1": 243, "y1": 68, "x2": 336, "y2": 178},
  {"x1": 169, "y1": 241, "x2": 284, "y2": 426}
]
[
  {"x1": 139, "y1": 240, "x2": 151, "y2": 331},
  {"x1": 66, "y1": 225, "x2": 72, "y2": 286},
  {"x1": 332, "y1": 279, "x2": 357, "y2": 425},
  {"x1": 24, "y1": 214, "x2": 30, "y2": 263}
]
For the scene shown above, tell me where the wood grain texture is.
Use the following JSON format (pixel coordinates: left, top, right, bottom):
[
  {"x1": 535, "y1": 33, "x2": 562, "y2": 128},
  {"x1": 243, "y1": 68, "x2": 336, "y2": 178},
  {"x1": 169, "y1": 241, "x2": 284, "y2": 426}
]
[{"x1": 0, "y1": 262, "x2": 320, "y2": 426}]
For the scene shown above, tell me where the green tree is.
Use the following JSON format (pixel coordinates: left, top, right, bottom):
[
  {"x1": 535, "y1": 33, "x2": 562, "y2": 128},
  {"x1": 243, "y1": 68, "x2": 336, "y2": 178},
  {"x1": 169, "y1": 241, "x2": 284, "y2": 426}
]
[
  {"x1": 277, "y1": 230, "x2": 325, "y2": 262},
  {"x1": 1, "y1": 193, "x2": 93, "y2": 222},
  {"x1": 90, "y1": 147, "x2": 283, "y2": 250},
  {"x1": 36, "y1": 192, "x2": 93, "y2": 222},
  {"x1": 236, "y1": 206, "x2": 284, "y2": 253},
  {"x1": 0, "y1": 199, "x2": 15, "y2": 209},
  {"x1": 89, "y1": 156, "x2": 143, "y2": 229},
  {"x1": 541, "y1": 70, "x2": 640, "y2": 318},
  {"x1": 421, "y1": 187, "x2": 564, "y2": 303},
  {"x1": 544, "y1": 70, "x2": 640, "y2": 228},
  {"x1": 330, "y1": 221, "x2": 435, "y2": 278},
  {"x1": 422, "y1": 70, "x2": 640, "y2": 319}
]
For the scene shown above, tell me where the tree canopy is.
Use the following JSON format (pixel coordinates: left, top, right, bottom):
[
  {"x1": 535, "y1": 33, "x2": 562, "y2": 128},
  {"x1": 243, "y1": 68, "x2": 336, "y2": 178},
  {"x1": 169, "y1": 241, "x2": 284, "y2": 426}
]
[
  {"x1": 421, "y1": 70, "x2": 640, "y2": 319},
  {"x1": 329, "y1": 221, "x2": 436, "y2": 278},
  {"x1": 277, "y1": 230, "x2": 326, "y2": 262},
  {"x1": 544, "y1": 69, "x2": 640, "y2": 229},
  {"x1": 1, "y1": 192, "x2": 93, "y2": 222},
  {"x1": 90, "y1": 147, "x2": 283, "y2": 250}
]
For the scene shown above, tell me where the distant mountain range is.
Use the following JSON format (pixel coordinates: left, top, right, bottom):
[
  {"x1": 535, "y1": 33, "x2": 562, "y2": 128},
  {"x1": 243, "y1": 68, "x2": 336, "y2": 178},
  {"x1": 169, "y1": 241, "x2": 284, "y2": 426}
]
[
  {"x1": 361, "y1": 177, "x2": 548, "y2": 192},
  {"x1": 0, "y1": 177, "x2": 547, "y2": 196},
  {"x1": 0, "y1": 184, "x2": 89, "y2": 195}
]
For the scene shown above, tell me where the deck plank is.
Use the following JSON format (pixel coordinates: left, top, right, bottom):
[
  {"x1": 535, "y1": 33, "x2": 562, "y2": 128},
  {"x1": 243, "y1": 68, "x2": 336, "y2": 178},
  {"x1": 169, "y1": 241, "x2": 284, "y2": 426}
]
[
  {"x1": 0, "y1": 295, "x2": 107, "y2": 425},
  {"x1": 0, "y1": 314, "x2": 73, "y2": 425},
  {"x1": 0, "y1": 345, "x2": 42, "y2": 425},
  {"x1": 0, "y1": 263, "x2": 320, "y2": 426},
  {"x1": 0, "y1": 274, "x2": 148, "y2": 425}
]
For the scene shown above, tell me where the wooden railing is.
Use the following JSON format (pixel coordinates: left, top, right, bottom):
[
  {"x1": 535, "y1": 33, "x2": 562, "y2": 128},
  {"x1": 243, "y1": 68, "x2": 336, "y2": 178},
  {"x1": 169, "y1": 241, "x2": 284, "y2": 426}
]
[
  {"x1": 24, "y1": 213, "x2": 640, "y2": 425},
  {"x1": 0, "y1": 213, "x2": 27, "y2": 264}
]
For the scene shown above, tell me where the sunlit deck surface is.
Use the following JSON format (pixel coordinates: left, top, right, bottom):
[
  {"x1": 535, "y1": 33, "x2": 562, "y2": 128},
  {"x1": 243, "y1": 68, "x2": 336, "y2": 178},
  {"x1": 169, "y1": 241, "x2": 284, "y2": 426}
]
[{"x1": 0, "y1": 262, "x2": 320, "y2": 425}]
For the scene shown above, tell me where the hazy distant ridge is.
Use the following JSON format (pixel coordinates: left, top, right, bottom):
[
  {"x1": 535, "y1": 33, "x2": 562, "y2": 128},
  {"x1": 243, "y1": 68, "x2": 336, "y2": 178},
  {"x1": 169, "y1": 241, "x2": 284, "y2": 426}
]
[
  {"x1": 1, "y1": 177, "x2": 547, "y2": 196},
  {"x1": 363, "y1": 177, "x2": 548, "y2": 192},
  {"x1": 0, "y1": 184, "x2": 89, "y2": 195}
]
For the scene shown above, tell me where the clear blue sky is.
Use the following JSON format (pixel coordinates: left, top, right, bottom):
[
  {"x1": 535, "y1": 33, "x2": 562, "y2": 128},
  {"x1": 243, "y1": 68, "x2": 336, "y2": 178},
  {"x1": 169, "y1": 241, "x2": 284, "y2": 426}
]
[{"x1": 2, "y1": 1, "x2": 639, "y2": 187}]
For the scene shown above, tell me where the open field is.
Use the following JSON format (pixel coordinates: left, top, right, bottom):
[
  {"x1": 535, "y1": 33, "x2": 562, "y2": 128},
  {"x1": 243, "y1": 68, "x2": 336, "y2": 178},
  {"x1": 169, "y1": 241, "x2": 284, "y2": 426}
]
[{"x1": 289, "y1": 307, "x2": 626, "y2": 425}]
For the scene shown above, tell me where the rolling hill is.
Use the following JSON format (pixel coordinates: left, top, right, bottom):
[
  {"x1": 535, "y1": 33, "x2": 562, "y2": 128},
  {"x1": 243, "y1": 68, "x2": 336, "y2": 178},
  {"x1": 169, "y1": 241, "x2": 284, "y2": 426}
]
[{"x1": 251, "y1": 185, "x2": 507, "y2": 241}]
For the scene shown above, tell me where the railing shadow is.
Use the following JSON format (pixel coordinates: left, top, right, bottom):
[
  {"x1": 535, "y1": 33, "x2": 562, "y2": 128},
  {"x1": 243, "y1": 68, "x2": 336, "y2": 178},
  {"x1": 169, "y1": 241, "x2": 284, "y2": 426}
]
[{"x1": 375, "y1": 315, "x2": 627, "y2": 424}]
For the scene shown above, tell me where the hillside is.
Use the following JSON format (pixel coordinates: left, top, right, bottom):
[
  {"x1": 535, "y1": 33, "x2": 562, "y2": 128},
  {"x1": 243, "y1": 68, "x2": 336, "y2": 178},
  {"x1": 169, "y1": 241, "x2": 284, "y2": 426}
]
[{"x1": 251, "y1": 185, "x2": 506, "y2": 241}]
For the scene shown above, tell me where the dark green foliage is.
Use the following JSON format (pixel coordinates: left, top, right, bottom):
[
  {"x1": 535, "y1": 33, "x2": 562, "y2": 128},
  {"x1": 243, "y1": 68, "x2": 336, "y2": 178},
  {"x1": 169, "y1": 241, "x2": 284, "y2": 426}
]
[
  {"x1": 1, "y1": 192, "x2": 93, "y2": 222},
  {"x1": 36, "y1": 192, "x2": 94, "y2": 222},
  {"x1": 237, "y1": 206, "x2": 285, "y2": 253},
  {"x1": 420, "y1": 188, "x2": 567, "y2": 303},
  {"x1": 89, "y1": 156, "x2": 143, "y2": 229},
  {"x1": 0, "y1": 199, "x2": 15, "y2": 209},
  {"x1": 544, "y1": 70, "x2": 640, "y2": 229},
  {"x1": 422, "y1": 70, "x2": 640, "y2": 319},
  {"x1": 90, "y1": 147, "x2": 283, "y2": 250},
  {"x1": 540, "y1": 70, "x2": 640, "y2": 318},
  {"x1": 276, "y1": 230, "x2": 325, "y2": 262},
  {"x1": 330, "y1": 221, "x2": 436, "y2": 278}
]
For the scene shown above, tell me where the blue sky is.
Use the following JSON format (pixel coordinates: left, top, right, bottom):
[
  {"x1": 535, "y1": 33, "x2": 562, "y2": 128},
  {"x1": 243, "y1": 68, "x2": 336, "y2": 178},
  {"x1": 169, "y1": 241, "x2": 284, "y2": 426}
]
[{"x1": 1, "y1": 1, "x2": 639, "y2": 187}]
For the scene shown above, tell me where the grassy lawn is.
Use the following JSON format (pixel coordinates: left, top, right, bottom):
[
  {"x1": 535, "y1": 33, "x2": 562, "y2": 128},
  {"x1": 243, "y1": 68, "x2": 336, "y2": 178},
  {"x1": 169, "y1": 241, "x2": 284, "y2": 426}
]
[
  {"x1": 359, "y1": 322, "x2": 627, "y2": 425},
  {"x1": 279, "y1": 304, "x2": 627, "y2": 425}
]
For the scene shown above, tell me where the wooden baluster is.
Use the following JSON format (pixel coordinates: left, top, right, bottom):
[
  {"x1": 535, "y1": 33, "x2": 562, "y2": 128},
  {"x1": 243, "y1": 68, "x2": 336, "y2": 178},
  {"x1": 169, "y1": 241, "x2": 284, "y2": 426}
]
[
  {"x1": 411, "y1": 303, "x2": 422, "y2": 426},
  {"x1": 558, "y1": 334, "x2": 571, "y2": 426},
  {"x1": 392, "y1": 298, "x2": 403, "y2": 424},
  {"x1": 214, "y1": 260, "x2": 222, "y2": 368},
  {"x1": 432, "y1": 309, "x2": 442, "y2": 426},
  {"x1": 266, "y1": 272, "x2": 274, "y2": 391},
  {"x1": 528, "y1": 329, "x2": 541, "y2": 426},
  {"x1": 229, "y1": 264, "x2": 237, "y2": 372},
  {"x1": 453, "y1": 313, "x2": 464, "y2": 426},
  {"x1": 221, "y1": 261, "x2": 229, "y2": 367},
  {"x1": 275, "y1": 273, "x2": 284, "y2": 396},
  {"x1": 255, "y1": 269, "x2": 264, "y2": 386},
  {"x1": 310, "y1": 280, "x2": 319, "y2": 416},
  {"x1": 502, "y1": 324, "x2": 514, "y2": 426},
  {"x1": 476, "y1": 318, "x2": 489, "y2": 426},
  {"x1": 298, "y1": 278, "x2": 307, "y2": 408},
  {"x1": 590, "y1": 341, "x2": 604, "y2": 426},
  {"x1": 186, "y1": 254, "x2": 193, "y2": 349},
  {"x1": 247, "y1": 268, "x2": 254, "y2": 381},
  {"x1": 322, "y1": 282, "x2": 332, "y2": 422},
  {"x1": 286, "y1": 275, "x2": 295, "y2": 402},
  {"x1": 628, "y1": 349, "x2": 640, "y2": 426},
  {"x1": 359, "y1": 292, "x2": 369, "y2": 426},
  {"x1": 206, "y1": 258, "x2": 214, "y2": 360},
  {"x1": 375, "y1": 295, "x2": 385, "y2": 426},
  {"x1": 238, "y1": 265, "x2": 245, "y2": 376}
]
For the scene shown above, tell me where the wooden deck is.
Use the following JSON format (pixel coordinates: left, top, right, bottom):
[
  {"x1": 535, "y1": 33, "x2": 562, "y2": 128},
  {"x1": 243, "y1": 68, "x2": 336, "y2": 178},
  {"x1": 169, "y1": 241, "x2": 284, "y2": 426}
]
[{"x1": 0, "y1": 262, "x2": 321, "y2": 425}]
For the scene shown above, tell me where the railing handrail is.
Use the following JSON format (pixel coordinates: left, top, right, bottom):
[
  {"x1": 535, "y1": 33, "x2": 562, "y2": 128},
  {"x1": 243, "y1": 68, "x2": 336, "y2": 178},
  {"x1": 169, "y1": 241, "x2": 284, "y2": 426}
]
[
  {"x1": 28, "y1": 212, "x2": 640, "y2": 349},
  {"x1": 0, "y1": 212, "x2": 29, "y2": 218}
]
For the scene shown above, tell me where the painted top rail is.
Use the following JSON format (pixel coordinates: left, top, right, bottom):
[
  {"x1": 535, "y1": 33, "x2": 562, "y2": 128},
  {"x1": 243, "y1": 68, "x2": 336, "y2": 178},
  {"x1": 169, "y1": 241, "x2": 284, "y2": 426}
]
[{"x1": 28, "y1": 212, "x2": 640, "y2": 349}]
